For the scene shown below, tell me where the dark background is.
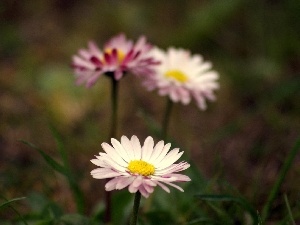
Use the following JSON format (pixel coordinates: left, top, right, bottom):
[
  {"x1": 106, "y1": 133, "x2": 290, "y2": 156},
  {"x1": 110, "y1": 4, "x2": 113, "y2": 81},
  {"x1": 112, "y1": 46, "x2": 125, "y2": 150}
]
[{"x1": 1, "y1": 0, "x2": 300, "y2": 223}]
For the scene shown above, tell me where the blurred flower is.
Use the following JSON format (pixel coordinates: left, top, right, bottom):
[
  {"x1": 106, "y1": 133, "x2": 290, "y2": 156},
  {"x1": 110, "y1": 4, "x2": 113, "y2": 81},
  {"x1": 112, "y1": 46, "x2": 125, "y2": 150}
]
[
  {"x1": 142, "y1": 47, "x2": 219, "y2": 110},
  {"x1": 71, "y1": 34, "x2": 159, "y2": 87},
  {"x1": 91, "y1": 135, "x2": 190, "y2": 198}
]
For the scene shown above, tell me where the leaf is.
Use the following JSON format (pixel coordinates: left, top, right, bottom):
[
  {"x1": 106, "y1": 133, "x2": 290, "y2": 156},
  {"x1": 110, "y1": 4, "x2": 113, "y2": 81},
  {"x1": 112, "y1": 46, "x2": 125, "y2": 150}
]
[
  {"x1": 195, "y1": 194, "x2": 258, "y2": 225},
  {"x1": 20, "y1": 140, "x2": 85, "y2": 214},
  {"x1": 0, "y1": 197, "x2": 26, "y2": 209},
  {"x1": 48, "y1": 124, "x2": 68, "y2": 167},
  {"x1": 19, "y1": 140, "x2": 67, "y2": 176},
  {"x1": 0, "y1": 196, "x2": 28, "y2": 225}
]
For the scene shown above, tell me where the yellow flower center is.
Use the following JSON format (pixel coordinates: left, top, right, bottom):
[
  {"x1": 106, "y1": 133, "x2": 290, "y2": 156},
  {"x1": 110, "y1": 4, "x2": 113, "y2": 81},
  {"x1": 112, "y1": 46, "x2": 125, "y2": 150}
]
[
  {"x1": 104, "y1": 48, "x2": 125, "y2": 63},
  {"x1": 127, "y1": 160, "x2": 155, "y2": 176},
  {"x1": 164, "y1": 70, "x2": 188, "y2": 83}
]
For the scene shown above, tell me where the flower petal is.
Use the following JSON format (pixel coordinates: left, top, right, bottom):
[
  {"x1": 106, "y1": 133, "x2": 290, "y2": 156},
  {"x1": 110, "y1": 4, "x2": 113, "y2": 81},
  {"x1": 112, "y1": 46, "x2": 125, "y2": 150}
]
[
  {"x1": 91, "y1": 168, "x2": 121, "y2": 179},
  {"x1": 141, "y1": 136, "x2": 154, "y2": 161},
  {"x1": 148, "y1": 140, "x2": 164, "y2": 164},
  {"x1": 131, "y1": 135, "x2": 142, "y2": 159}
]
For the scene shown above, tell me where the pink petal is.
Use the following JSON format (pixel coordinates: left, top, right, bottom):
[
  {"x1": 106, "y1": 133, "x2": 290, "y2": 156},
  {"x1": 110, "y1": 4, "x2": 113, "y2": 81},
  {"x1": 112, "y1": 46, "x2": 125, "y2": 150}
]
[
  {"x1": 116, "y1": 176, "x2": 135, "y2": 190},
  {"x1": 105, "y1": 177, "x2": 120, "y2": 191}
]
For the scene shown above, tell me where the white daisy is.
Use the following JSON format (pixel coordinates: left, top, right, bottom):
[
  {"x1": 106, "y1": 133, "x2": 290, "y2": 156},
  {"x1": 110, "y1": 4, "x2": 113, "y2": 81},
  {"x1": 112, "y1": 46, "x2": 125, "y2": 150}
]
[
  {"x1": 91, "y1": 135, "x2": 191, "y2": 198},
  {"x1": 142, "y1": 47, "x2": 219, "y2": 110}
]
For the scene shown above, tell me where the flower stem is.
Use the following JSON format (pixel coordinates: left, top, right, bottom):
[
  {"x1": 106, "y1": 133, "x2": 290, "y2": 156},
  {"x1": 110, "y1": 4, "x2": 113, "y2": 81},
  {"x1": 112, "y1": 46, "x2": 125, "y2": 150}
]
[
  {"x1": 161, "y1": 98, "x2": 173, "y2": 139},
  {"x1": 130, "y1": 191, "x2": 142, "y2": 225},
  {"x1": 261, "y1": 136, "x2": 300, "y2": 221},
  {"x1": 104, "y1": 76, "x2": 119, "y2": 224},
  {"x1": 110, "y1": 76, "x2": 118, "y2": 139}
]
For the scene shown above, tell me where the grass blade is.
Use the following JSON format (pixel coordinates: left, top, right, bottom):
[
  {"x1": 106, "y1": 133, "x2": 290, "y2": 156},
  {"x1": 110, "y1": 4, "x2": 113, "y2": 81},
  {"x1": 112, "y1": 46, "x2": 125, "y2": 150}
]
[
  {"x1": 19, "y1": 140, "x2": 67, "y2": 176},
  {"x1": 283, "y1": 194, "x2": 296, "y2": 225},
  {"x1": 48, "y1": 124, "x2": 69, "y2": 168},
  {"x1": 261, "y1": 136, "x2": 300, "y2": 221},
  {"x1": 0, "y1": 196, "x2": 28, "y2": 225},
  {"x1": 0, "y1": 197, "x2": 26, "y2": 209},
  {"x1": 196, "y1": 194, "x2": 258, "y2": 225},
  {"x1": 20, "y1": 139, "x2": 84, "y2": 213},
  {"x1": 49, "y1": 126, "x2": 85, "y2": 214}
]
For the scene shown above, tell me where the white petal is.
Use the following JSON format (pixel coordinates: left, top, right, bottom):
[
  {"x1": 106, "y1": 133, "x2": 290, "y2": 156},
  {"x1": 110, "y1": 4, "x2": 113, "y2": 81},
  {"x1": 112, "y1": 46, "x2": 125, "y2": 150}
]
[
  {"x1": 152, "y1": 143, "x2": 171, "y2": 167},
  {"x1": 131, "y1": 135, "x2": 142, "y2": 159},
  {"x1": 91, "y1": 168, "x2": 121, "y2": 179},
  {"x1": 151, "y1": 175, "x2": 177, "y2": 182},
  {"x1": 121, "y1": 136, "x2": 135, "y2": 160},
  {"x1": 156, "y1": 181, "x2": 170, "y2": 193},
  {"x1": 111, "y1": 138, "x2": 131, "y2": 163},
  {"x1": 156, "y1": 149, "x2": 183, "y2": 169},
  {"x1": 141, "y1": 136, "x2": 154, "y2": 161},
  {"x1": 99, "y1": 154, "x2": 127, "y2": 173},
  {"x1": 101, "y1": 143, "x2": 128, "y2": 167},
  {"x1": 169, "y1": 174, "x2": 191, "y2": 182},
  {"x1": 148, "y1": 140, "x2": 164, "y2": 163},
  {"x1": 156, "y1": 162, "x2": 190, "y2": 175},
  {"x1": 163, "y1": 182, "x2": 184, "y2": 192},
  {"x1": 90, "y1": 159, "x2": 106, "y2": 167}
]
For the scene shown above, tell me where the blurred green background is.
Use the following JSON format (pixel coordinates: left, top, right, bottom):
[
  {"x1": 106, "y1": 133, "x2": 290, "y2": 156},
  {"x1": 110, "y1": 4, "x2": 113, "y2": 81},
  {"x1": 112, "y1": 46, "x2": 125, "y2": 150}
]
[{"x1": 0, "y1": 0, "x2": 300, "y2": 223}]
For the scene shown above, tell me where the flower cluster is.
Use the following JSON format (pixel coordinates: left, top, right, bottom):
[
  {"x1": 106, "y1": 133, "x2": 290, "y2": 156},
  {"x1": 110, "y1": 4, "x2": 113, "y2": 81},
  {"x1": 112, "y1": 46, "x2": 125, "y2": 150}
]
[
  {"x1": 71, "y1": 33, "x2": 221, "y2": 197},
  {"x1": 72, "y1": 34, "x2": 219, "y2": 110},
  {"x1": 91, "y1": 135, "x2": 190, "y2": 198}
]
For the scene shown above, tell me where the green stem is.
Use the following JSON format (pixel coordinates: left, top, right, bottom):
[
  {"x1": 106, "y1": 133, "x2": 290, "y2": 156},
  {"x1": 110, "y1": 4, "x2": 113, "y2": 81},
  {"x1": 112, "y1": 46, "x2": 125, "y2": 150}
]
[
  {"x1": 130, "y1": 192, "x2": 142, "y2": 225},
  {"x1": 261, "y1": 136, "x2": 300, "y2": 221},
  {"x1": 110, "y1": 76, "x2": 118, "y2": 138},
  {"x1": 104, "y1": 76, "x2": 119, "y2": 224},
  {"x1": 161, "y1": 98, "x2": 173, "y2": 139}
]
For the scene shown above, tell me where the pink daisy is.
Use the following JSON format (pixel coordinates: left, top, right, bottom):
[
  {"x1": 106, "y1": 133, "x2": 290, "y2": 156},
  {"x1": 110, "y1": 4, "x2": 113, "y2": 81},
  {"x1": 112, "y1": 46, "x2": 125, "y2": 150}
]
[
  {"x1": 91, "y1": 135, "x2": 191, "y2": 198},
  {"x1": 72, "y1": 33, "x2": 159, "y2": 87},
  {"x1": 142, "y1": 47, "x2": 219, "y2": 110}
]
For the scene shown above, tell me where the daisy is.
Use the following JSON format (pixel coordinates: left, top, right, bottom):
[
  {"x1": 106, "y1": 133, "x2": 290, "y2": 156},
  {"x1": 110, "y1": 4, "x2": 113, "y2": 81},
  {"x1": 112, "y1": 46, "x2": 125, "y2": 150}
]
[
  {"x1": 91, "y1": 135, "x2": 191, "y2": 198},
  {"x1": 72, "y1": 33, "x2": 159, "y2": 87},
  {"x1": 142, "y1": 47, "x2": 219, "y2": 110}
]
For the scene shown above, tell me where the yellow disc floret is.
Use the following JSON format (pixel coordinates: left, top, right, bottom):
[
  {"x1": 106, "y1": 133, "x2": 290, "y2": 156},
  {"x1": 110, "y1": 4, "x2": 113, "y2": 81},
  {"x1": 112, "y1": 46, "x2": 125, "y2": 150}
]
[
  {"x1": 165, "y1": 70, "x2": 188, "y2": 83},
  {"x1": 104, "y1": 48, "x2": 125, "y2": 63},
  {"x1": 127, "y1": 160, "x2": 155, "y2": 176}
]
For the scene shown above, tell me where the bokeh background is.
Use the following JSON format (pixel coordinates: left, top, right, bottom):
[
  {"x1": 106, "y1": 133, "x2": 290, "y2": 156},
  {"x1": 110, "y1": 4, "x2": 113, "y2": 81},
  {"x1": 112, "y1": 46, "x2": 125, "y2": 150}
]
[{"x1": 1, "y1": 0, "x2": 300, "y2": 223}]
